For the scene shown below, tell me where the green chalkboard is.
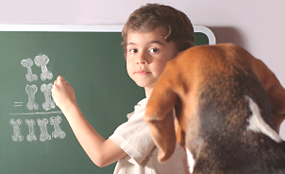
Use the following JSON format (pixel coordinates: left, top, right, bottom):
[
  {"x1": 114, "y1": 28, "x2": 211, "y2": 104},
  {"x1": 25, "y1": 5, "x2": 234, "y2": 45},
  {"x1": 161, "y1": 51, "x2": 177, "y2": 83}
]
[{"x1": 0, "y1": 25, "x2": 215, "y2": 174}]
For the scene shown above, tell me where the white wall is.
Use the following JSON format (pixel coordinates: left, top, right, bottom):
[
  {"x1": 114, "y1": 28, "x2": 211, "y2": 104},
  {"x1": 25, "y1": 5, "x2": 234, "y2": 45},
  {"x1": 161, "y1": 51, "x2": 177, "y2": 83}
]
[{"x1": 1, "y1": 0, "x2": 285, "y2": 138}]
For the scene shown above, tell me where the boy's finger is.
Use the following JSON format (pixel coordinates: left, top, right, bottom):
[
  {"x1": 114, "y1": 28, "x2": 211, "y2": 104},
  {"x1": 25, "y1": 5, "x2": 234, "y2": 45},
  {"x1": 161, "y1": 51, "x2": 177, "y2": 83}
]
[
  {"x1": 57, "y1": 76, "x2": 65, "y2": 81},
  {"x1": 53, "y1": 76, "x2": 67, "y2": 86}
]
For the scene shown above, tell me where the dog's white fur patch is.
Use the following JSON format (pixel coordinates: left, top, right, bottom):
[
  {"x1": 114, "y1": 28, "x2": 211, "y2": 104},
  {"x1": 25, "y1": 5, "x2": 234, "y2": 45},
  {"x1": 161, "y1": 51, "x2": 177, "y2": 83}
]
[
  {"x1": 246, "y1": 96, "x2": 282, "y2": 143},
  {"x1": 186, "y1": 148, "x2": 195, "y2": 174}
]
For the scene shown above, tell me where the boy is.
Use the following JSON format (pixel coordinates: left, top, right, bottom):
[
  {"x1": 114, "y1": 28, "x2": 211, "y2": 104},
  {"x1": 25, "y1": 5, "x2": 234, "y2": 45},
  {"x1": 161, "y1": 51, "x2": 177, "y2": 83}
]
[{"x1": 51, "y1": 3, "x2": 194, "y2": 174}]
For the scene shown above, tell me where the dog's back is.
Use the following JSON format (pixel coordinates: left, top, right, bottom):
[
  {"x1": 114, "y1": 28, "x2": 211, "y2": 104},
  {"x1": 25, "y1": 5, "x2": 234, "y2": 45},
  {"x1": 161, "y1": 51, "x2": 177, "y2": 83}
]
[
  {"x1": 190, "y1": 45, "x2": 285, "y2": 173},
  {"x1": 144, "y1": 44, "x2": 285, "y2": 174}
]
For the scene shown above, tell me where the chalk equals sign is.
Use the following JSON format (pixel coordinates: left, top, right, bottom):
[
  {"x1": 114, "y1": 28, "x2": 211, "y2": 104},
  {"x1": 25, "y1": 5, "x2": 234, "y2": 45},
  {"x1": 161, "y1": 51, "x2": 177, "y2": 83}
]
[{"x1": 14, "y1": 102, "x2": 24, "y2": 107}]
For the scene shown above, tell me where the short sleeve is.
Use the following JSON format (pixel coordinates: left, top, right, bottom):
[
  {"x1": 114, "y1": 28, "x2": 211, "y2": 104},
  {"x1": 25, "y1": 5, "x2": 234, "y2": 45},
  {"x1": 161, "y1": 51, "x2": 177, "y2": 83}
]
[{"x1": 109, "y1": 99, "x2": 155, "y2": 164}]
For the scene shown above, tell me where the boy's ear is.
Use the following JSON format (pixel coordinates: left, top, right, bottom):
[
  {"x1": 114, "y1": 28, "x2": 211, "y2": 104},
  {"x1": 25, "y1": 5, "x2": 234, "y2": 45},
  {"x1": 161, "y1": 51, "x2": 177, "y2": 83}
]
[{"x1": 146, "y1": 111, "x2": 177, "y2": 162}]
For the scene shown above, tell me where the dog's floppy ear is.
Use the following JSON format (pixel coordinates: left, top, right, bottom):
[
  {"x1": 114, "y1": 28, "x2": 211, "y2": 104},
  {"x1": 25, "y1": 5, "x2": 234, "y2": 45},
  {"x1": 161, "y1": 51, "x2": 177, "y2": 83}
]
[
  {"x1": 144, "y1": 89, "x2": 178, "y2": 162},
  {"x1": 146, "y1": 111, "x2": 177, "y2": 162}
]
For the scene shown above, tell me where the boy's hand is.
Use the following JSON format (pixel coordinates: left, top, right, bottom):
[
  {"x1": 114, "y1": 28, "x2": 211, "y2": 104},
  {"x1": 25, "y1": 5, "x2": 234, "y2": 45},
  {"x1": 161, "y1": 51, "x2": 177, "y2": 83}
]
[{"x1": 52, "y1": 76, "x2": 76, "y2": 112}]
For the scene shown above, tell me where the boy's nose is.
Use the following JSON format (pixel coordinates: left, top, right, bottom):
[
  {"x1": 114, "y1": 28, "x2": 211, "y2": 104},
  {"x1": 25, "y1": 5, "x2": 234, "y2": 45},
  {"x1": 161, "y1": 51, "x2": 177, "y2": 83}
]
[
  {"x1": 136, "y1": 53, "x2": 148, "y2": 64},
  {"x1": 136, "y1": 58, "x2": 147, "y2": 64}
]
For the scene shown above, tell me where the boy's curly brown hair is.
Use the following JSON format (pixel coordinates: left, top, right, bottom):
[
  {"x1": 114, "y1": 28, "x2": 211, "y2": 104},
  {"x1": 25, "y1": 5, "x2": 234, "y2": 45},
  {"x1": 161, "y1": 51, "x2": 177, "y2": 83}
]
[{"x1": 122, "y1": 4, "x2": 195, "y2": 53}]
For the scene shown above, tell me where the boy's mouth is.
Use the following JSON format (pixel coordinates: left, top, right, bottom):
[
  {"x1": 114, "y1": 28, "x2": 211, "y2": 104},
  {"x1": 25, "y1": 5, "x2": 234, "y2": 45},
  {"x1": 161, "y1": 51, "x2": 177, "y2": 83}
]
[{"x1": 135, "y1": 70, "x2": 150, "y2": 75}]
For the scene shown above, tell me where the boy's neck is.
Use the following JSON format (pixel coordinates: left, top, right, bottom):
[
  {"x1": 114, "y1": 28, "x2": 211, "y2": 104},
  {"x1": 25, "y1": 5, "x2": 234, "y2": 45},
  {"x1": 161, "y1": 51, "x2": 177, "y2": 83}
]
[{"x1": 144, "y1": 87, "x2": 153, "y2": 98}]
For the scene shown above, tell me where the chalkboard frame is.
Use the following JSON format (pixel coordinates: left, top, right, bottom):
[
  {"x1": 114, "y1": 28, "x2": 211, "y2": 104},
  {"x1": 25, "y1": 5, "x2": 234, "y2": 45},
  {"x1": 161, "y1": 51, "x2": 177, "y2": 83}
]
[{"x1": 0, "y1": 24, "x2": 216, "y2": 44}]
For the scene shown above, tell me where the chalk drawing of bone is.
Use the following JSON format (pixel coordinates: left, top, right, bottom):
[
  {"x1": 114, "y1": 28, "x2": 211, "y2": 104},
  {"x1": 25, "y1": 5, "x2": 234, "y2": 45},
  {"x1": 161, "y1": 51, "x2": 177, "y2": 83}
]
[
  {"x1": 41, "y1": 83, "x2": 56, "y2": 111},
  {"x1": 25, "y1": 119, "x2": 37, "y2": 142},
  {"x1": 50, "y1": 116, "x2": 66, "y2": 139},
  {"x1": 21, "y1": 58, "x2": 38, "y2": 82},
  {"x1": 34, "y1": 54, "x2": 53, "y2": 81},
  {"x1": 25, "y1": 84, "x2": 39, "y2": 111},
  {"x1": 37, "y1": 118, "x2": 51, "y2": 142},
  {"x1": 10, "y1": 119, "x2": 24, "y2": 142}
]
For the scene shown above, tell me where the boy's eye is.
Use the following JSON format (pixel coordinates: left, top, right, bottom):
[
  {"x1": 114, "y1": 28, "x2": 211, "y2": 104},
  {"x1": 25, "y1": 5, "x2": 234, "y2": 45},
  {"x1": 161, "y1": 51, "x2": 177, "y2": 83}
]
[
  {"x1": 129, "y1": 49, "x2": 138, "y2": 54},
  {"x1": 149, "y1": 48, "x2": 159, "y2": 53}
]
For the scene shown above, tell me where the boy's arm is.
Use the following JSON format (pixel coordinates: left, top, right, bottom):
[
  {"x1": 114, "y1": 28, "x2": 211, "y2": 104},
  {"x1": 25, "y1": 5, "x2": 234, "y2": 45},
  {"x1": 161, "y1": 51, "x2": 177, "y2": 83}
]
[
  {"x1": 61, "y1": 103, "x2": 126, "y2": 167},
  {"x1": 52, "y1": 76, "x2": 127, "y2": 167}
]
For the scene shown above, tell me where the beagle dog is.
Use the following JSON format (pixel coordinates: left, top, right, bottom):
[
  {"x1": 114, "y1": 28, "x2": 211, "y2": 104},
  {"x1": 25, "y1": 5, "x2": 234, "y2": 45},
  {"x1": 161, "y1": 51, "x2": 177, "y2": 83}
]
[{"x1": 144, "y1": 43, "x2": 285, "y2": 174}]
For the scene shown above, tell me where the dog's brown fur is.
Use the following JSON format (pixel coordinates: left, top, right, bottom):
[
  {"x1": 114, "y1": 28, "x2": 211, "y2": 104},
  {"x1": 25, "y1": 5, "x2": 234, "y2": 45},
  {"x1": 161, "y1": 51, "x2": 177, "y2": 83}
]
[{"x1": 144, "y1": 43, "x2": 285, "y2": 173}]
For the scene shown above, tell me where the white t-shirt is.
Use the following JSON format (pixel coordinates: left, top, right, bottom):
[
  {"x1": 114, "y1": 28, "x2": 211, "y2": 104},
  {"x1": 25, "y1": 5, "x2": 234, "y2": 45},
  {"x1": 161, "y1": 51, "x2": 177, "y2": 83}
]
[{"x1": 109, "y1": 98, "x2": 187, "y2": 174}]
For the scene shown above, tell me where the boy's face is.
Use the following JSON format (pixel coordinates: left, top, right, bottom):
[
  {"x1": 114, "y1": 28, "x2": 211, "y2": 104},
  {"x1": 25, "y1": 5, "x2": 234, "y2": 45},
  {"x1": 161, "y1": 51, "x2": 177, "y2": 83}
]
[{"x1": 125, "y1": 28, "x2": 179, "y2": 96}]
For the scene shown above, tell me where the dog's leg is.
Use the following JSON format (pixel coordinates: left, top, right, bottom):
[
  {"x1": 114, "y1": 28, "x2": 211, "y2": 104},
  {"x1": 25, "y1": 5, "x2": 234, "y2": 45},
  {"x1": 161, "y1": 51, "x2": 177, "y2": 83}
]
[
  {"x1": 174, "y1": 116, "x2": 185, "y2": 149},
  {"x1": 252, "y1": 58, "x2": 285, "y2": 131}
]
